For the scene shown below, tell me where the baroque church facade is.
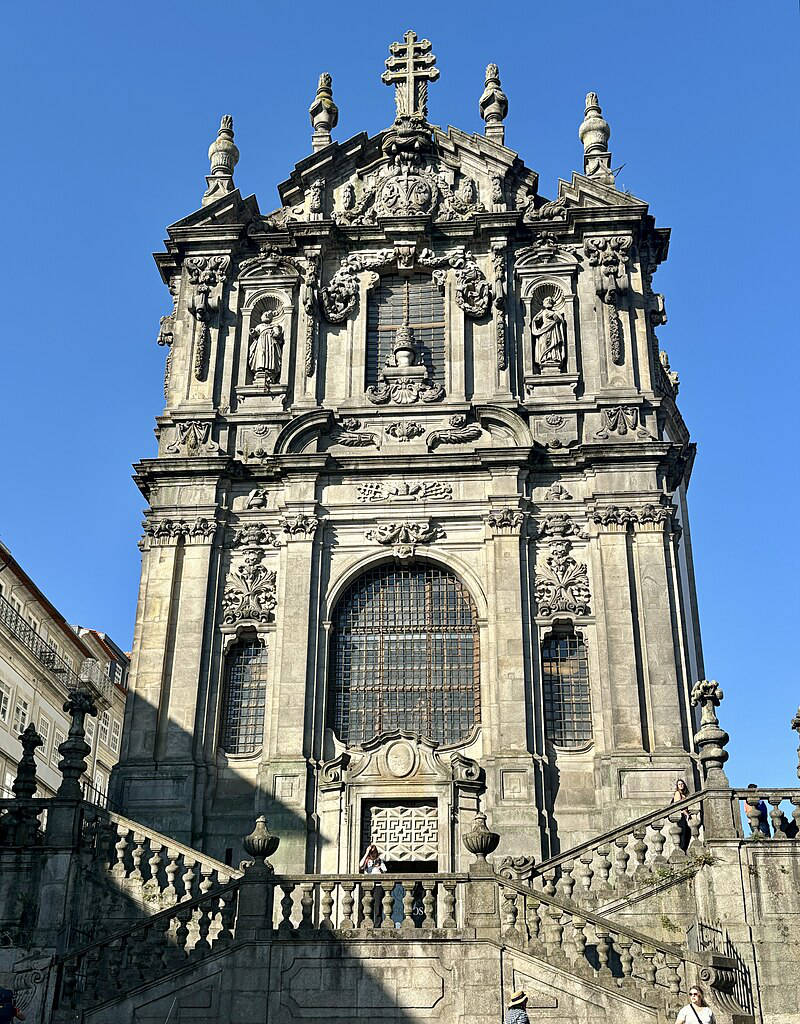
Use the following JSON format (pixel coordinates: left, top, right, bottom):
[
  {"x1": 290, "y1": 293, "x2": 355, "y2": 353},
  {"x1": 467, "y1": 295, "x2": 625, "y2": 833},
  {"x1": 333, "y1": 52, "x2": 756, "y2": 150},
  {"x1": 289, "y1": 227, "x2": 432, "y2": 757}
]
[
  {"x1": 114, "y1": 31, "x2": 701, "y2": 875},
  {"x1": 3, "y1": 30, "x2": 800, "y2": 1024}
]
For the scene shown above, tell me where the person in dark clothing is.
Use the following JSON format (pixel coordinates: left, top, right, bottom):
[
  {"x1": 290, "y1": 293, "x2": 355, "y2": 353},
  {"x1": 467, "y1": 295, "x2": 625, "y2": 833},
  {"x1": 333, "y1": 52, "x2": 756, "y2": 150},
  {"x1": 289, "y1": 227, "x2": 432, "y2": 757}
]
[
  {"x1": 0, "y1": 989, "x2": 25, "y2": 1023},
  {"x1": 671, "y1": 779, "x2": 692, "y2": 851}
]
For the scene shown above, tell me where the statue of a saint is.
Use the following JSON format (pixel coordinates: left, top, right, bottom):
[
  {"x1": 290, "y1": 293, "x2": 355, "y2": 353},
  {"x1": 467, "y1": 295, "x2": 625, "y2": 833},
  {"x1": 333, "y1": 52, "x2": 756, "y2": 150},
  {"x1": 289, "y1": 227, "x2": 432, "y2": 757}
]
[
  {"x1": 531, "y1": 297, "x2": 567, "y2": 372},
  {"x1": 248, "y1": 313, "x2": 284, "y2": 384}
]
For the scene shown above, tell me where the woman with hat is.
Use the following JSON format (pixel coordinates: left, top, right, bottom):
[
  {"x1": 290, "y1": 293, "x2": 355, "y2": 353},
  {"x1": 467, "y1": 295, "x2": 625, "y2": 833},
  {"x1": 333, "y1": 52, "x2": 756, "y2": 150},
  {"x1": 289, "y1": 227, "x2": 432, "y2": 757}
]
[{"x1": 504, "y1": 990, "x2": 529, "y2": 1024}]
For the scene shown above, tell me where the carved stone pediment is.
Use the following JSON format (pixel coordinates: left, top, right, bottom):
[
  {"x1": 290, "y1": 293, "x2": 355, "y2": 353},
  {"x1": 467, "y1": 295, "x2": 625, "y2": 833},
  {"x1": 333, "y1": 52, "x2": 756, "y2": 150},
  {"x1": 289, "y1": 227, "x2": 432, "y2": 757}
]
[{"x1": 320, "y1": 731, "x2": 482, "y2": 790}]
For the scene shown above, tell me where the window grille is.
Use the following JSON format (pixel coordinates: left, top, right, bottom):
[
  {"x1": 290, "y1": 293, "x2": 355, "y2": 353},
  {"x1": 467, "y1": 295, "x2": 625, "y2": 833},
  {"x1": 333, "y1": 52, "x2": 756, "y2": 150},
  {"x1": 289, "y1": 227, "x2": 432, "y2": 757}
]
[
  {"x1": 541, "y1": 632, "x2": 592, "y2": 747},
  {"x1": 330, "y1": 564, "x2": 479, "y2": 746},
  {"x1": 220, "y1": 640, "x2": 268, "y2": 755},
  {"x1": 366, "y1": 274, "x2": 445, "y2": 384}
]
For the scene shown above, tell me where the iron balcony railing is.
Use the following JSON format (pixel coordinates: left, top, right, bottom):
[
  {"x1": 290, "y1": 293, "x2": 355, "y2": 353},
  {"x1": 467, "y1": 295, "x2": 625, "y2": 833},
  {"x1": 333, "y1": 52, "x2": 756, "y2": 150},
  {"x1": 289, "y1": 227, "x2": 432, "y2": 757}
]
[{"x1": 0, "y1": 593, "x2": 112, "y2": 704}]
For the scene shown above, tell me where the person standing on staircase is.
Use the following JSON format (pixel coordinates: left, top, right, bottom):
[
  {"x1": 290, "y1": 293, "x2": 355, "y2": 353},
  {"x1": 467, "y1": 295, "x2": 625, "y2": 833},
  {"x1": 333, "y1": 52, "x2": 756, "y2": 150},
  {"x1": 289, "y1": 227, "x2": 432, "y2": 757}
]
[
  {"x1": 504, "y1": 990, "x2": 529, "y2": 1024},
  {"x1": 0, "y1": 989, "x2": 24, "y2": 1023},
  {"x1": 675, "y1": 985, "x2": 716, "y2": 1024}
]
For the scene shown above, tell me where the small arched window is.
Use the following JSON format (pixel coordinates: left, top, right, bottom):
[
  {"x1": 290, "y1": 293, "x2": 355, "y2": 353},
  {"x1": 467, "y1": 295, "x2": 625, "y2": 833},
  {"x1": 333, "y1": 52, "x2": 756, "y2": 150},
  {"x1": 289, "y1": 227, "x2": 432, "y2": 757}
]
[
  {"x1": 366, "y1": 273, "x2": 445, "y2": 384},
  {"x1": 330, "y1": 563, "x2": 479, "y2": 746},
  {"x1": 541, "y1": 630, "x2": 592, "y2": 748},
  {"x1": 220, "y1": 639, "x2": 268, "y2": 755}
]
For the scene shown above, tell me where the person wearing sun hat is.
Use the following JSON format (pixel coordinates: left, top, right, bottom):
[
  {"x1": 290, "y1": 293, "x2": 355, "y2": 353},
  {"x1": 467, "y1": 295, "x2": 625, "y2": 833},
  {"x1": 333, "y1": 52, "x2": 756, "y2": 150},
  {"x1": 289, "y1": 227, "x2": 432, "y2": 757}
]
[{"x1": 504, "y1": 990, "x2": 529, "y2": 1024}]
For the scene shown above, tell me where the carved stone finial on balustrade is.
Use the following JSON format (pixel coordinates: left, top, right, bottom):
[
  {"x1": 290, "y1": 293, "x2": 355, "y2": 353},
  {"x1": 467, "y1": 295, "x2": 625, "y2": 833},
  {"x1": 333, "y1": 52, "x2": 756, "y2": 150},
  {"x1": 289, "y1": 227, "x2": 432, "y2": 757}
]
[
  {"x1": 578, "y1": 92, "x2": 614, "y2": 186},
  {"x1": 242, "y1": 815, "x2": 280, "y2": 874},
  {"x1": 691, "y1": 680, "x2": 730, "y2": 786},
  {"x1": 462, "y1": 811, "x2": 500, "y2": 875},
  {"x1": 202, "y1": 115, "x2": 240, "y2": 207},
  {"x1": 479, "y1": 63, "x2": 508, "y2": 146},
  {"x1": 791, "y1": 706, "x2": 800, "y2": 781},
  {"x1": 309, "y1": 73, "x2": 338, "y2": 152},
  {"x1": 56, "y1": 688, "x2": 98, "y2": 801},
  {"x1": 12, "y1": 723, "x2": 44, "y2": 802}
]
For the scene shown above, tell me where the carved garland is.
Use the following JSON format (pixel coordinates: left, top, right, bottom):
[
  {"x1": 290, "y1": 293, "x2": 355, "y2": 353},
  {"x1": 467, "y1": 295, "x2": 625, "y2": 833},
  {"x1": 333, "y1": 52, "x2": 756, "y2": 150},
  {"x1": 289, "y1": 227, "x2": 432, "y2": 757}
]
[
  {"x1": 584, "y1": 236, "x2": 631, "y2": 367},
  {"x1": 185, "y1": 255, "x2": 230, "y2": 381}
]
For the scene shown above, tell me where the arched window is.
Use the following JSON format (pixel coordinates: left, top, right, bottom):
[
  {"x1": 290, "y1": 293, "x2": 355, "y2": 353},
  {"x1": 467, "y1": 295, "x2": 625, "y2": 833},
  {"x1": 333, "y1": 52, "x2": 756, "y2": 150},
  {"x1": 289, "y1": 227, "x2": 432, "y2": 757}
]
[
  {"x1": 541, "y1": 631, "x2": 592, "y2": 748},
  {"x1": 220, "y1": 639, "x2": 268, "y2": 755},
  {"x1": 330, "y1": 563, "x2": 479, "y2": 746},
  {"x1": 366, "y1": 273, "x2": 445, "y2": 384}
]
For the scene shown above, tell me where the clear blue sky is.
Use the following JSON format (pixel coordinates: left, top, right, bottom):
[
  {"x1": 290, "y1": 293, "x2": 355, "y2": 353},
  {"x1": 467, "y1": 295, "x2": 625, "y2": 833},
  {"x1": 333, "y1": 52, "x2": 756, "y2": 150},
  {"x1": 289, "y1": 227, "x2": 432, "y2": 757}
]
[{"x1": 1, "y1": 1, "x2": 797, "y2": 787}]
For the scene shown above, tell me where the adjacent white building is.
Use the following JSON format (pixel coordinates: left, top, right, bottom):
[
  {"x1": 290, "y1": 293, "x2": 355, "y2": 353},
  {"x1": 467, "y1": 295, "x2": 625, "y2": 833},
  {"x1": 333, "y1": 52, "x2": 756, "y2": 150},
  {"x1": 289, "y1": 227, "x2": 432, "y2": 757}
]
[{"x1": 0, "y1": 541, "x2": 128, "y2": 801}]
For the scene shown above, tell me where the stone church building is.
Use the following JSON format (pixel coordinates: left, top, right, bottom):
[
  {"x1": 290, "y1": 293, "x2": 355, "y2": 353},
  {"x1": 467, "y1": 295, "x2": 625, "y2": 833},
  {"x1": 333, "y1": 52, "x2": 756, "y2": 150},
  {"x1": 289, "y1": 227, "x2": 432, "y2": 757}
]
[{"x1": 1, "y1": 31, "x2": 799, "y2": 1024}]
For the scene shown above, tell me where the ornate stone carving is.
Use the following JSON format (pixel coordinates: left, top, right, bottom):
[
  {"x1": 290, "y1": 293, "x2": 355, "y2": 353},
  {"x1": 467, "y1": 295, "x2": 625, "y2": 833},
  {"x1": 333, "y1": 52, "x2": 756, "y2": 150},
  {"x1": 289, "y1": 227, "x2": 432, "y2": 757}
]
[
  {"x1": 222, "y1": 547, "x2": 277, "y2": 626},
  {"x1": 486, "y1": 508, "x2": 525, "y2": 534},
  {"x1": 462, "y1": 812, "x2": 500, "y2": 868},
  {"x1": 309, "y1": 177, "x2": 326, "y2": 217},
  {"x1": 594, "y1": 406, "x2": 650, "y2": 440},
  {"x1": 156, "y1": 280, "x2": 178, "y2": 400},
  {"x1": 419, "y1": 247, "x2": 491, "y2": 318},
  {"x1": 140, "y1": 516, "x2": 217, "y2": 550},
  {"x1": 309, "y1": 73, "x2": 338, "y2": 152},
  {"x1": 592, "y1": 505, "x2": 636, "y2": 530},
  {"x1": 281, "y1": 515, "x2": 319, "y2": 538},
  {"x1": 544, "y1": 482, "x2": 572, "y2": 501},
  {"x1": 12, "y1": 723, "x2": 43, "y2": 802},
  {"x1": 186, "y1": 255, "x2": 230, "y2": 380},
  {"x1": 245, "y1": 488, "x2": 269, "y2": 509},
  {"x1": 530, "y1": 285, "x2": 567, "y2": 373},
  {"x1": 537, "y1": 514, "x2": 585, "y2": 540},
  {"x1": 579, "y1": 92, "x2": 614, "y2": 186},
  {"x1": 357, "y1": 480, "x2": 453, "y2": 502},
  {"x1": 534, "y1": 540, "x2": 591, "y2": 617},
  {"x1": 333, "y1": 417, "x2": 379, "y2": 447},
  {"x1": 520, "y1": 194, "x2": 569, "y2": 223},
  {"x1": 636, "y1": 504, "x2": 675, "y2": 531},
  {"x1": 165, "y1": 420, "x2": 221, "y2": 456},
  {"x1": 202, "y1": 115, "x2": 239, "y2": 206},
  {"x1": 691, "y1": 680, "x2": 730, "y2": 785},
  {"x1": 365, "y1": 520, "x2": 444, "y2": 559},
  {"x1": 381, "y1": 30, "x2": 439, "y2": 120},
  {"x1": 497, "y1": 855, "x2": 536, "y2": 883},
  {"x1": 426, "y1": 414, "x2": 483, "y2": 450},
  {"x1": 319, "y1": 248, "x2": 395, "y2": 322},
  {"x1": 242, "y1": 815, "x2": 280, "y2": 872},
  {"x1": 248, "y1": 304, "x2": 284, "y2": 385},
  {"x1": 791, "y1": 707, "x2": 800, "y2": 781},
  {"x1": 490, "y1": 171, "x2": 505, "y2": 209},
  {"x1": 232, "y1": 524, "x2": 280, "y2": 549},
  {"x1": 479, "y1": 64, "x2": 508, "y2": 145},
  {"x1": 57, "y1": 689, "x2": 98, "y2": 800},
  {"x1": 386, "y1": 419, "x2": 425, "y2": 442},
  {"x1": 659, "y1": 349, "x2": 680, "y2": 395},
  {"x1": 367, "y1": 376, "x2": 444, "y2": 406},
  {"x1": 584, "y1": 236, "x2": 630, "y2": 304},
  {"x1": 492, "y1": 244, "x2": 507, "y2": 370}
]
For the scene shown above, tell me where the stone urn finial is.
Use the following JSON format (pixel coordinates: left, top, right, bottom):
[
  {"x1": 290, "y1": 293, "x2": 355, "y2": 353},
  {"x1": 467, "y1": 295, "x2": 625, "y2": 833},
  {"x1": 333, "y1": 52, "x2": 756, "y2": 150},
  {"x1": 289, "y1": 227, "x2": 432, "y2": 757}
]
[
  {"x1": 242, "y1": 815, "x2": 280, "y2": 872},
  {"x1": 691, "y1": 680, "x2": 730, "y2": 786},
  {"x1": 392, "y1": 323, "x2": 417, "y2": 367},
  {"x1": 202, "y1": 114, "x2": 240, "y2": 206},
  {"x1": 309, "y1": 72, "x2": 339, "y2": 151},
  {"x1": 578, "y1": 91, "x2": 614, "y2": 185},
  {"x1": 479, "y1": 63, "x2": 508, "y2": 145},
  {"x1": 791, "y1": 706, "x2": 800, "y2": 781},
  {"x1": 463, "y1": 812, "x2": 500, "y2": 873}
]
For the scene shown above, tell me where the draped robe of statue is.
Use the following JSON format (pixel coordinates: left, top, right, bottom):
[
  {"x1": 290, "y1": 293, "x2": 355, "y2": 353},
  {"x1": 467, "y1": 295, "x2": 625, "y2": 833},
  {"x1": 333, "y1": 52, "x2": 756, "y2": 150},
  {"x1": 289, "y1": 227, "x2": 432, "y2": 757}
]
[
  {"x1": 248, "y1": 314, "x2": 284, "y2": 383},
  {"x1": 531, "y1": 297, "x2": 567, "y2": 371}
]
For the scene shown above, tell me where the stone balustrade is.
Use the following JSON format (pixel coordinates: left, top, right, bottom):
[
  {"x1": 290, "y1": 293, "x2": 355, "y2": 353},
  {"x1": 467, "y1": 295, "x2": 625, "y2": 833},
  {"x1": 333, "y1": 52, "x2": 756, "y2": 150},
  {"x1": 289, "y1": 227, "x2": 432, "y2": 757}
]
[{"x1": 732, "y1": 788, "x2": 800, "y2": 839}]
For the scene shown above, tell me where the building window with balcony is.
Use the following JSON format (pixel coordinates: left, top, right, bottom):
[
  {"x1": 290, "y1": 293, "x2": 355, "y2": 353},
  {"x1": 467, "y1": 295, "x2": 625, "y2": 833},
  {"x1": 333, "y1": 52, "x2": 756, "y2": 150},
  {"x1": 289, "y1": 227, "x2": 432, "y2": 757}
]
[
  {"x1": 541, "y1": 630, "x2": 593, "y2": 748},
  {"x1": 219, "y1": 639, "x2": 268, "y2": 756},
  {"x1": 12, "y1": 697, "x2": 29, "y2": 734}
]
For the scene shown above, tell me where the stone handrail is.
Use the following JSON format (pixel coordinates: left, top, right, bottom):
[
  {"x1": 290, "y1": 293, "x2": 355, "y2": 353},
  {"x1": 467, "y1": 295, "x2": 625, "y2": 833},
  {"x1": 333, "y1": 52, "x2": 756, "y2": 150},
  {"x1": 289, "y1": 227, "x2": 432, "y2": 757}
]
[
  {"x1": 506, "y1": 791, "x2": 707, "y2": 903},
  {"x1": 730, "y1": 787, "x2": 800, "y2": 839}
]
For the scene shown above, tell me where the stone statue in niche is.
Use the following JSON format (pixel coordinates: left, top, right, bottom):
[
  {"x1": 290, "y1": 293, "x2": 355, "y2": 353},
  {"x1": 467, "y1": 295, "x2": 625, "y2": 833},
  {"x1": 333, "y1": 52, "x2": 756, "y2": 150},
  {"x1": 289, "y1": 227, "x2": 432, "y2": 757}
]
[
  {"x1": 248, "y1": 309, "x2": 284, "y2": 385},
  {"x1": 531, "y1": 296, "x2": 567, "y2": 373}
]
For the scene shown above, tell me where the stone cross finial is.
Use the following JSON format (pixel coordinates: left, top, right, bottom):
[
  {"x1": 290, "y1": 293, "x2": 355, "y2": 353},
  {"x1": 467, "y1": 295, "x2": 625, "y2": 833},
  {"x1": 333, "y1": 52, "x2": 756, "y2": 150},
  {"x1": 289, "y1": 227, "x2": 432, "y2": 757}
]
[
  {"x1": 202, "y1": 114, "x2": 240, "y2": 207},
  {"x1": 56, "y1": 687, "x2": 98, "y2": 800},
  {"x1": 381, "y1": 30, "x2": 439, "y2": 120},
  {"x1": 309, "y1": 73, "x2": 339, "y2": 152},
  {"x1": 579, "y1": 92, "x2": 614, "y2": 186},
  {"x1": 479, "y1": 63, "x2": 508, "y2": 146},
  {"x1": 691, "y1": 680, "x2": 730, "y2": 786},
  {"x1": 12, "y1": 723, "x2": 44, "y2": 802},
  {"x1": 791, "y1": 706, "x2": 800, "y2": 781}
]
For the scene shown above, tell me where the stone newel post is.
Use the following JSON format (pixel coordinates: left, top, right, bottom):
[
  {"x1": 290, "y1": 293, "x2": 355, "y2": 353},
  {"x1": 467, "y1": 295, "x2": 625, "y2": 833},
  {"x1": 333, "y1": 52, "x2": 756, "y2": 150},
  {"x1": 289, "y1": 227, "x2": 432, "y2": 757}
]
[
  {"x1": 236, "y1": 816, "x2": 280, "y2": 940},
  {"x1": 791, "y1": 706, "x2": 800, "y2": 781},
  {"x1": 46, "y1": 687, "x2": 98, "y2": 846},
  {"x1": 691, "y1": 680, "x2": 735, "y2": 838},
  {"x1": 463, "y1": 812, "x2": 502, "y2": 937}
]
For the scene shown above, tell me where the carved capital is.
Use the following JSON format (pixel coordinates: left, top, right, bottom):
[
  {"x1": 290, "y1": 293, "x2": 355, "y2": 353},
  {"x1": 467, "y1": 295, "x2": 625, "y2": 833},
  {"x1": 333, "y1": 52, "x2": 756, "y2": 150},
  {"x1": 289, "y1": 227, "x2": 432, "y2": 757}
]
[
  {"x1": 634, "y1": 503, "x2": 677, "y2": 533},
  {"x1": 281, "y1": 514, "x2": 319, "y2": 539},
  {"x1": 592, "y1": 505, "x2": 636, "y2": 532},
  {"x1": 140, "y1": 516, "x2": 217, "y2": 550},
  {"x1": 485, "y1": 507, "x2": 525, "y2": 535}
]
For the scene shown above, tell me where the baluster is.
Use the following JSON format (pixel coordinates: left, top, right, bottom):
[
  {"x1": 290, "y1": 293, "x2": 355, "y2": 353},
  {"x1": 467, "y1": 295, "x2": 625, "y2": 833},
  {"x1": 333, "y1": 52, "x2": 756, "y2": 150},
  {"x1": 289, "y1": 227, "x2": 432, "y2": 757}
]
[
  {"x1": 217, "y1": 893, "x2": 237, "y2": 946},
  {"x1": 542, "y1": 867, "x2": 557, "y2": 896},
  {"x1": 526, "y1": 896, "x2": 541, "y2": 945},
  {"x1": 558, "y1": 860, "x2": 575, "y2": 901},
  {"x1": 421, "y1": 880, "x2": 435, "y2": 929},
  {"x1": 502, "y1": 887, "x2": 519, "y2": 938},
  {"x1": 613, "y1": 835, "x2": 631, "y2": 888},
  {"x1": 84, "y1": 945, "x2": 102, "y2": 999},
  {"x1": 400, "y1": 879, "x2": 416, "y2": 932},
  {"x1": 181, "y1": 857, "x2": 196, "y2": 900},
  {"x1": 595, "y1": 845, "x2": 612, "y2": 888},
  {"x1": 320, "y1": 880, "x2": 335, "y2": 930},
  {"x1": 143, "y1": 841, "x2": 164, "y2": 907},
  {"x1": 192, "y1": 899, "x2": 213, "y2": 955},
  {"x1": 571, "y1": 914, "x2": 587, "y2": 964},
  {"x1": 688, "y1": 810, "x2": 702, "y2": 848},
  {"x1": 130, "y1": 832, "x2": 145, "y2": 880},
  {"x1": 665, "y1": 955, "x2": 682, "y2": 996},
  {"x1": 60, "y1": 959, "x2": 78, "y2": 1008},
  {"x1": 199, "y1": 864, "x2": 214, "y2": 895},
  {"x1": 340, "y1": 880, "x2": 356, "y2": 930},
  {"x1": 163, "y1": 849, "x2": 180, "y2": 905},
  {"x1": 380, "y1": 883, "x2": 395, "y2": 931},
  {"x1": 579, "y1": 850, "x2": 594, "y2": 893},
  {"x1": 359, "y1": 880, "x2": 375, "y2": 930},
  {"x1": 174, "y1": 904, "x2": 193, "y2": 959},
  {"x1": 617, "y1": 935, "x2": 634, "y2": 979},
  {"x1": 111, "y1": 826, "x2": 129, "y2": 880},
  {"x1": 299, "y1": 881, "x2": 315, "y2": 932},
  {"x1": 791, "y1": 796, "x2": 800, "y2": 837},
  {"x1": 106, "y1": 937, "x2": 123, "y2": 989},
  {"x1": 650, "y1": 820, "x2": 667, "y2": 865},
  {"x1": 640, "y1": 947, "x2": 658, "y2": 988},
  {"x1": 545, "y1": 904, "x2": 564, "y2": 958},
  {"x1": 631, "y1": 827, "x2": 648, "y2": 876},
  {"x1": 441, "y1": 881, "x2": 457, "y2": 929},
  {"x1": 744, "y1": 798, "x2": 763, "y2": 836},
  {"x1": 278, "y1": 883, "x2": 295, "y2": 934},
  {"x1": 768, "y1": 796, "x2": 786, "y2": 839},
  {"x1": 595, "y1": 926, "x2": 611, "y2": 975},
  {"x1": 667, "y1": 813, "x2": 687, "y2": 862}
]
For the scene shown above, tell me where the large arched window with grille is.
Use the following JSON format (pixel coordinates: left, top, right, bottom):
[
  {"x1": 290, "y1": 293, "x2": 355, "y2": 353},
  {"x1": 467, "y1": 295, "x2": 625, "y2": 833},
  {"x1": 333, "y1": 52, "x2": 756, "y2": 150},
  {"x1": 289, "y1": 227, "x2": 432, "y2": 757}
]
[
  {"x1": 220, "y1": 639, "x2": 268, "y2": 755},
  {"x1": 366, "y1": 273, "x2": 445, "y2": 385},
  {"x1": 329, "y1": 563, "x2": 480, "y2": 746},
  {"x1": 541, "y1": 630, "x2": 592, "y2": 747}
]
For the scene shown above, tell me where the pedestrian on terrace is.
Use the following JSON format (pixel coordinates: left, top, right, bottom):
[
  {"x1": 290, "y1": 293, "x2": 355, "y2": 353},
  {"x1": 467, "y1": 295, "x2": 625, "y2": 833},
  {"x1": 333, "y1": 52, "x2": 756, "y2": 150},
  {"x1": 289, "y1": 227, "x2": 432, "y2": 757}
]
[{"x1": 675, "y1": 984, "x2": 716, "y2": 1024}]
